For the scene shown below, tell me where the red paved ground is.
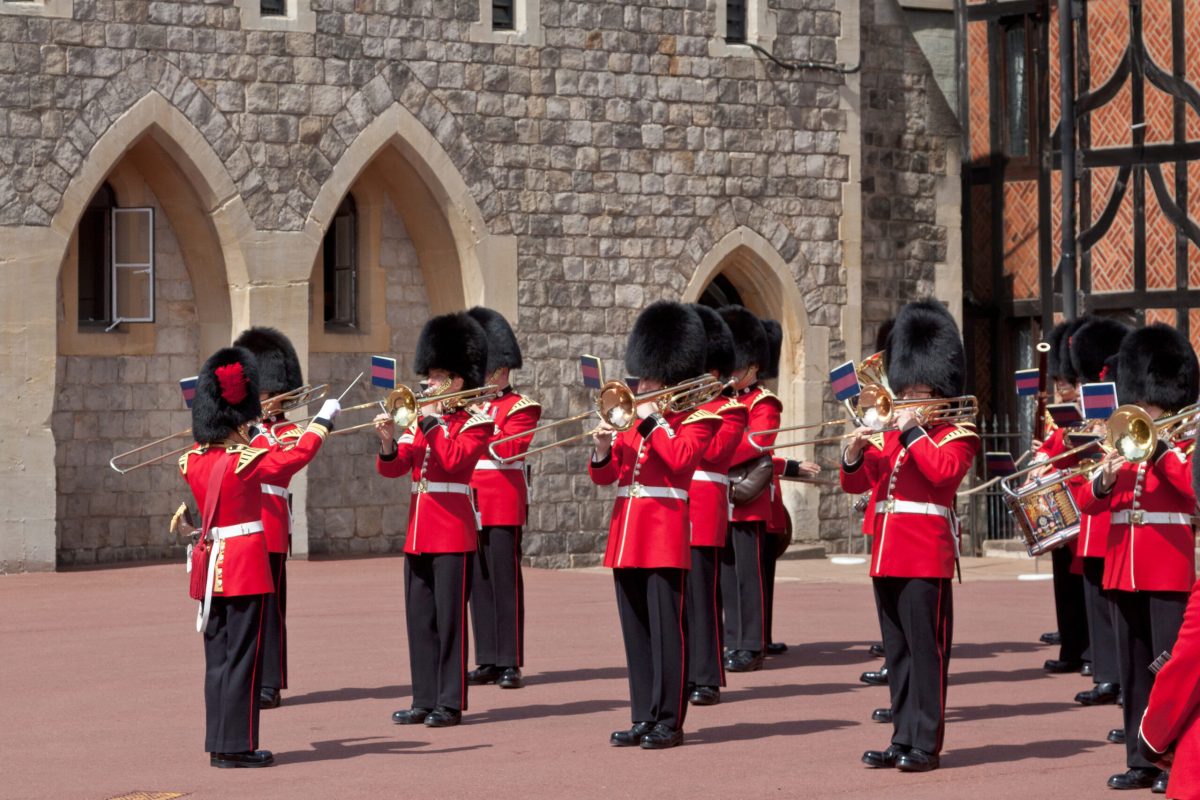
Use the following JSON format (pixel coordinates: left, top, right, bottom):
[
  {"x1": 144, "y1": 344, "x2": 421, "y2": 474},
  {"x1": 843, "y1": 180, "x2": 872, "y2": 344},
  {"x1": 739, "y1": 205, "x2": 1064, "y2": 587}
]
[{"x1": 1, "y1": 557, "x2": 1122, "y2": 800}]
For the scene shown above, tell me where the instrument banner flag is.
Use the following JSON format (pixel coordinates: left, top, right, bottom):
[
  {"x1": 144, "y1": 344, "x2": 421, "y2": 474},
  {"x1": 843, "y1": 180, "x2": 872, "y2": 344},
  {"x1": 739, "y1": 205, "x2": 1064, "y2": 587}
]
[
  {"x1": 1081, "y1": 382, "x2": 1119, "y2": 420},
  {"x1": 1014, "y1": 368, "x2": 1040, "y2": 397},
  {"x1": 1048, "y1": 402, "x2": 1084, "y2": 428},
  {"x1": 985, "y1": 451, "x2": 1018, "y2": 477},
  {"x1": 1065, "y1": 432, "x2": 1106, "y2": 460},
  {"x1": 371, "y1": 355, "x2": 397, "y2": 389},
  {"x1": 179, "y1": 376, "x2": 198, "y2": 408},
  {"x1": 829, "y1": 360, "x2": 860, "y2": 401},
  {"x1": 580, "y1": 354, "x2": 603, "y2": 390}
]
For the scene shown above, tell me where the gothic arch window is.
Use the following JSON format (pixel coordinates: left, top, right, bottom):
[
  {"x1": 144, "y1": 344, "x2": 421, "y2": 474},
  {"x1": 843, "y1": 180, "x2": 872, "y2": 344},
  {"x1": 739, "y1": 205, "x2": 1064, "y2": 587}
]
[
  {"x1": 698, "y1": 274, "x2": 745, "y2": 310},
  {"x1": 323, "y1": 195, "x2": 358, "y2": 330},
  {"x1": 77, "y1": 183, "x2": 115, "y2": 326}
]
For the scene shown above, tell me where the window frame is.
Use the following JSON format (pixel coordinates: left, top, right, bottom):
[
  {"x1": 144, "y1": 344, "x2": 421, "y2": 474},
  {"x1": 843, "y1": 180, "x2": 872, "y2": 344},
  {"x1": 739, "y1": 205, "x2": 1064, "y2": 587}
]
[
  {"x1": 468, "y1": 0, "x2": 543, "y2": 46},
  {"x1": 235, "y1": 0, "x2": 314, "y2": 33},
  {"x1": 708, "y1": 0, "x2": 777, "y2": 58},
  {"x1": 323, "y1": 195, "x2": 359, "y2": 332},
  {"x1": 109, "y1": 207, "x2": 156, "y2": 328},
  {"x1": 0, "y1": 0, "x2": 73, "y2": 18},
  {"x1": 998, "y1": 14, "x2": 1039, "y2": 173}
]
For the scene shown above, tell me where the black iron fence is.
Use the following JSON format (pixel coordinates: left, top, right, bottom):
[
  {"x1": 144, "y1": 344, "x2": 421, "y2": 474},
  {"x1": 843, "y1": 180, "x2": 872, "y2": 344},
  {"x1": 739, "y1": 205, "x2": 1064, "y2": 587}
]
[{"x1": 960, "y1": 415, "x2": 1025, "y2": 554}]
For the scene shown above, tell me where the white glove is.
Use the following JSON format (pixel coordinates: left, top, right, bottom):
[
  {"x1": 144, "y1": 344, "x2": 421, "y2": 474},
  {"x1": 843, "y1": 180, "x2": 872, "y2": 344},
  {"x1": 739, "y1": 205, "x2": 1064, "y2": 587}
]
[
  {"x1": 636, "y1": 401, "x2": 658, "y2": 420},
  {"x1": 318, "y1": 399, "x2": 342, "y2": 421}
]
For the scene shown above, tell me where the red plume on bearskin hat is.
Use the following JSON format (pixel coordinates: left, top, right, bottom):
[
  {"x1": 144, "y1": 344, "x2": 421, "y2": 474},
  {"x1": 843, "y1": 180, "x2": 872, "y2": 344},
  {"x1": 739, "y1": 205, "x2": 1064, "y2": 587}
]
[
  {"x1": 759, "y1": 319, "x2": 783, "y2": 381},
  {"x1": 467, "y1": 306, "x2": 523, "y2": 374},
  {"x1": 1069, "y1": 316, "x2": 1130, "y2": 385},
  {"x1": 718, "y1": 305, "x2": 769, "y2": 374},
  {"x1": 1117, "y1": 323, "x2": 1199, "y2": 413},
  {"x1": 414, "y1": 312, "x2": 489, "y2": 389},
  {"x1": 689, "y1": 304, "x2": 735, "y2": 379},
  {"x1": 886, "y1": 299, "x2": 966, "y2": 398},
  {"x1": 233, "y1": 326, "x2": 303, "y2": 395},
  {"x1": 625, "y1": 301, "x2": 706, "y2": 385},
  {"x1": 192, "y1": 346, "x2": 262, "y2": 444}
]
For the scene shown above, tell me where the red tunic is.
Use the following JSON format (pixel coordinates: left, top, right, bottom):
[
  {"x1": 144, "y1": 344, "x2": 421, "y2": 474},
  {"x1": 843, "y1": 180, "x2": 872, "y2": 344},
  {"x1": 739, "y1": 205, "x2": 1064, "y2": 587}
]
[
  {"x1": 377, "y1": 410, "x2": 493, "y2": 554},
  {"x1": 840, "y1": 423, "x2": 979, "y2": 579},
  {"x1": 687, "y1": 396, "x2": 747, "y2": 548},
  {"x1": 1140, "y1": 579, "x2": 1200, "y2": 799},
  {"x1": 729, "y1": 386, "x2": 783, "y2": 523},
  {"x1": 1078, "y1": 442, "x2": 1196, "y2": 593},
  {"x1": 590, "y1": 408, "x2": 722, "y2": 569},
  {"x1": 180, "y1": 423, "x2": 327, "y2": 596},
  {"x1": 470, "y1": 389, "x2": 541, "y2": 527},
  {"x1": 249, "y1": 416, "x2": 303, "y2": 554}
]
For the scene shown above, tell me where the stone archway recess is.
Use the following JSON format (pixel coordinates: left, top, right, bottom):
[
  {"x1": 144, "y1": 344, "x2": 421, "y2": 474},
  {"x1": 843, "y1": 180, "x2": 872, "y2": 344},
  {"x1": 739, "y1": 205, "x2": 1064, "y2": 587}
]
[{"x1": 682, "y1": 225, "x2": 830, "y2": 543}]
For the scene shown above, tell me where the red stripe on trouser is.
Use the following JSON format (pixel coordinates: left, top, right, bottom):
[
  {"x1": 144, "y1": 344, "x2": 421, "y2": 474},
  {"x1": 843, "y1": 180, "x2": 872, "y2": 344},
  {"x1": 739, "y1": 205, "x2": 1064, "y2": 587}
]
[
  {"x1": 513, "y1": 536, "x2": 522, "y2": 666},
  {"x1": 249, "y1": 598, "x2": 265, "y2": 750},
  {"x1": 676, "y1": 571, "x2": 687, "y2": 726},
  {"x1": 274, "y1": 557, "x2": 285, "y2": 688},
  {"x1": 935, "y1": 581, "x2": 949, "y2": 753},
  {"x1": 711, "y1": 561, "x2": 725, "y2": 685},
  {"x1": 755, "y1": 533, "x2": 766, "y2": 650},
  {"x1": 460, "y1": 554, "x2": 469, "y2": 711}
]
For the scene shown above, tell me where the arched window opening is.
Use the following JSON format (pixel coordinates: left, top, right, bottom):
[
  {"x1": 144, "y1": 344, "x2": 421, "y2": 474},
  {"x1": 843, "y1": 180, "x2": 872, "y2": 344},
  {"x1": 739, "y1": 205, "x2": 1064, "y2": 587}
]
[{"x1": 323, "y1": 195, "x2": 358, "y2": 330}]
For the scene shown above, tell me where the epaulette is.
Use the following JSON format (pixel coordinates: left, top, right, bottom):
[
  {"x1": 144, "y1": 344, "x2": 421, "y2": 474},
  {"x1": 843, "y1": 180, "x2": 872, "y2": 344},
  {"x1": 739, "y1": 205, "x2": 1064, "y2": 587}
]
[
  {"x1": 936, "y1": 425, "x2": 979, "y2": 446},
  {"x1": 462, "y1": 414, "x2": 495, "y2": 432},
  {"x1": 178, "y1": 446, "x2": 206, "y2": 475},
  {"x1": 718, "y1": 399, "x2": 745, "y2": 415},
  {"x1": 750, "y1": 387, "x2": 781, "y2": 409},
  {"x1": 683, "y1": 409, "x2": 721, "y2": 425},
  {"x1": 227, "y1": 443, "x2": 270, "y2": 474},
  {"x1": 867, "y1": 433, "x2": 886, "y2": 450},
  {"x1": 275, "y1": 426, "x2": 304, "y2": 441},
  {"x1": 510, "y1": 396, "x2": 541, "y2": 414}
]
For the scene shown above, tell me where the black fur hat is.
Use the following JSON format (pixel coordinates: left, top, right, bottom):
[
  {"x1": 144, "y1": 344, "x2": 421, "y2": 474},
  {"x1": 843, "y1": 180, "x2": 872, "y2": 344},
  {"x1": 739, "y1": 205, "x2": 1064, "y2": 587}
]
[
  {"x1": 625, "y1": 301, "x2": 706, "y2": 385},
  {"x1": 466, "y1": 306, "x2": 523, "y2": 374},
  {"x1": 1046, "y1": 320, "x2": 1073, "y2": 381},
  {"x1": 1104, "y1": 354, "x2": 1124, "y2": 402},
  {"x1": 718, "y1": 305, "x2": 769, "y2": 373},
  {"x1": 1117, "y1": 323, "x2": 1199, "y2": 412},
  {"x1": 1056, "y1": 316, "x2": 1091, "y2": 384},
  {"x1": 873, "y1": 318, "x2": 894, "y2": 358},
  {"x1": 886, "y1": 299, "x2": 966, "y2": 398},
  {"x1": 690, "y1": 303, "x2": 735, "y2": 379},
  {"x1": 414, "y1": 312, "x2": 489, "y2": 389},
  {"x1": 1069, "y1": 317, "x2": 1130, "y2": 385},
  {"x1": 759, "y1": 319, "x2": 783, "y2": 380},
  {"x1": 192, "y1": 347, "x2": 262, "y2": 444},
  {"x1": 232, "y1": 327, "x2": 302, "y2": 395}
]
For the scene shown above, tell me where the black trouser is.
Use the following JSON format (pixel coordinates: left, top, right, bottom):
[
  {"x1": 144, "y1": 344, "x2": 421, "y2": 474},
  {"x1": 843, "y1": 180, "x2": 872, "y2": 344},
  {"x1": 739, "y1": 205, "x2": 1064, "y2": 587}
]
[
  {"x1": 203, "y1": 594, "x2": 266, "y2": 754},
  {"x1": 874, "y1": 577, "x2": 953, "y2": 755},
  {"x1": 261, "y1": 553, "x2": 287, "y2": 691},
  {"x1": 405, "y1": 552, "x2": 473, "y2": 712},
  {"x1": 470, "y1": 525, "x2": 525, "y2": 668},
  {"x1": 764, "y1": 535, "x2": 780, "y2": 645},
  {"x1": 686, "y1": 547, "x2": 724, "y2": 688},
  {"x1": 1081, "y1": 557, "x2": 1119, "y2": 685},
  {"x1": 1112, "y1": 589, "x2": 1188, "y2": 769},
  {"x1": 1051, "y1": 545, "x2": 1089, "y2": 663},
  {"x1": 614, "y1": 567, "x2": 688, "y2": 730},
  {"x1": 720, "y1": 521, "x2": 766, "y2": 652},
  {"x1": 869, "y1": 535, "x2": 888, "y2": 669}
]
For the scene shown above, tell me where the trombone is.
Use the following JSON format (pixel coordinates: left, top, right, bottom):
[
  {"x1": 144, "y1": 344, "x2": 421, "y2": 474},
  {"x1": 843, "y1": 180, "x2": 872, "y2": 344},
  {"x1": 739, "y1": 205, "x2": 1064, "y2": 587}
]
[
  {"x1": 108, "y1": 383, "x2": 329, "y2": 474},
  {"x1": 486, "y1": 374, "x2": 728, "y2": 463},
  {"x1": 330, "y1": 382, "x2": 501, "y2": 437}
]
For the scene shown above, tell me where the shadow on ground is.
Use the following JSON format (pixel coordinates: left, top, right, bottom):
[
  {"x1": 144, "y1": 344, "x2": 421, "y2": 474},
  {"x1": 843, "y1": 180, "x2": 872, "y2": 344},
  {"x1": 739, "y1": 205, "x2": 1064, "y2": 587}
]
[
  {"x1": 283, "y1": 737, "x2": 491, "y2": 764},
  {"x1": 943, "y1": 738, "x2": 1104, "y2": 768}
]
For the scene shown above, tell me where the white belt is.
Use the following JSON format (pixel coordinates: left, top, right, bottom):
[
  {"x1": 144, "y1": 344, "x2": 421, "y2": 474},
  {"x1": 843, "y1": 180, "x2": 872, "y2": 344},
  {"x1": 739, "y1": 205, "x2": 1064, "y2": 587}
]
[
  {"x1": 475, "y1": 459, "x2": 526, "y2": 472},
  {"x1": 261, "y1": 484, "x2": 288, "y2": 498},
  {"x1": 1111, "y1": 510, "x2": 1192, "y2": 526},
  {"x1": 196, "y1": 521, "x2": 266, "y2": 633},
  {"x1": 411, "y1": 480, "x2": 473, "y2": 496},
  {"x1": 692, "y1": 470, "x2": 730, "y2": 485},
  {"x1": 875, "y1": 500, "x2": 953, "y2": 520},
  {"x1": 617, "y1": 484, "x2": 689, "y2": 501}
]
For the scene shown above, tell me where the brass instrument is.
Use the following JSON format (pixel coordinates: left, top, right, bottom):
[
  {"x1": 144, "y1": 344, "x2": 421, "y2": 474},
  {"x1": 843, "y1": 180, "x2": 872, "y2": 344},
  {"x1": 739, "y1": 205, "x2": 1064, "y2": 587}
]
[
  {"x1": 331, "y1": 382, "x2": 501, "y2": 437},
  {"x1": 108, "y1": 383, "x2": 329, "y2": 474},
  {"x1": 487, "y1": 374, "x2": 727, "y2": 463}
]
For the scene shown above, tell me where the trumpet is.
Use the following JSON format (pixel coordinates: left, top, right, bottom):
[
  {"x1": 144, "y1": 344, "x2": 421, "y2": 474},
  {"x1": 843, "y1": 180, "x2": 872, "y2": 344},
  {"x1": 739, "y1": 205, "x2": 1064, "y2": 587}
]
[
  {"x1": 751, "y1": 383, "x2": 978, "y2": 451},
  {"x1": 330, "y1": 382, "x2": 501, "y2": 437},
  {"x1": 108, "y1": 383, "x2": 329, "y2": 474},
  {"x1": 487, "y1": 374, "x2": 728, "y2": 463}
]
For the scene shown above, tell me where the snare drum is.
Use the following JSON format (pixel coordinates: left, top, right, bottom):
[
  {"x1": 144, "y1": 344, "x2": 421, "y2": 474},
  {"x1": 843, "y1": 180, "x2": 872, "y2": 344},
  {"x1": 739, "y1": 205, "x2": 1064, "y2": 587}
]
[{"x1": 1002, "y1": 471, "x2": 1082, "y2": 556}]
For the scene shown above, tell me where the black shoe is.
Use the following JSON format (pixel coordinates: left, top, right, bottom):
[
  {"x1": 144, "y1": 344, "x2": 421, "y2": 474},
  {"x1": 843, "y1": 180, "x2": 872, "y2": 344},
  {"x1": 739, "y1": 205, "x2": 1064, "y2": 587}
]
[
  {"x1": 1044, "y1": 659, "x2": 1084, "y2": 674},
  {"x1": 1040, "y1": 631, "x2": 1062, "y2": 645},
  {"x1": 392, "y1": 707, "x2": 432, "y2": 725},
  {"x1": 467, "y1": 665, "x2": 502, "y2": 685},
  {"x1": 1107, "y1": 768, "x2": 1159, "y2": 790},
  {"x1": 1107, "y1": 728, "x2": 1126, "y2": 744},
  {"x1": 871, "y1": 707, "x2": 892, "y2": 723},
  {"x1": 211, "y1": 750, "x2": 274, "y2": 768},
  {"x1": 259, "y1": 687, "x2": 281, "y2": 709},
  {"x1": 689, "y1": 686, "x2": 720, "y2": 706},
  {"x1": 1153, "y1": 772, "x2": 1169, "y2": 794},
  {"x1": 610, "y1": 721, "x2": 655, "y2": 747},
  {"x1": 424, "y1": 707, "x2": 462, "y2": 727},
  {"x1": 1075, "y1": 682, "x2": 1120, "y2": 706},
  {"x1": 726, "y1": 650, "x2": 764, "y2": 672},
  {"x1": 1081, "y1": 662, "x2": 1094, "y2": 677},
  {"x1": 640, "y1": 723, "x2": 684, "y2": 749},
  {"x1": 869, "y1": 643, "x2": 886, "y2": 658},
  {"x1": 497, "y1": 667, "x2": 524, "y2": 689},
  {"x1": 862, "y1": 744, "x2": 908, "y2": 768},
  {"x1": 860, "y1": 668, "x2": 889, "y2": 686},
  {"x1": 766, "y1": 642, "x2": 788, "y2": 655},
  {"x1": 896, "y1": 748, "x2": 940, "y2": 772}
]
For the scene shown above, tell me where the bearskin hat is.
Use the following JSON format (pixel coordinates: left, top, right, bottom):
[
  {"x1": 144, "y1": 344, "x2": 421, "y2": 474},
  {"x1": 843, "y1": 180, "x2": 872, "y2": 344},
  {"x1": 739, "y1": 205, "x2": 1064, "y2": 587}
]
[
  {"x1": 1069, "y1": 317, "x2": 1131, "y2": 385},
  {"x1": 689, "y1": 303, "x2": 735, "y2": 379},
  {"x1": 1103, "y1": 354, "x2": 1124, "y2": 402},
  {"x1": 232, "y1": 327, "x2": 302, "y2": 396},
  {"x1": 414, "y1": 312, "x2": 489, "y2": 390},
  {"x1": 1055, "y1": 316, "x2": 1091, "y2": 384},
  {"x1": 886, "y1": 299, "x2": 966, "y2": 398},
  {"x1": 625, "y1": 301, "x2": 707, "y2": 385},
  {"x1": 192, "y1": 347, "x2": 262, "y2": 444},
  {"x1": 466, "y1": 306, "x2": 523, "y2": 375},
  {"x1": 1046, "y1": 320, "x2": 1073, "y2": 382},
  {"x1": 759, "y1": 319, "x2": 783, "y2": 380},
  {"x1": 718, "y1": 305, "x2": 769, "y2": 373},
  {"x1": 1117, "y1": 323, "x2": 1199, "y2": 413},
  {"x1": 873, "y1": 318, "x2": 894, "y2": 359}
]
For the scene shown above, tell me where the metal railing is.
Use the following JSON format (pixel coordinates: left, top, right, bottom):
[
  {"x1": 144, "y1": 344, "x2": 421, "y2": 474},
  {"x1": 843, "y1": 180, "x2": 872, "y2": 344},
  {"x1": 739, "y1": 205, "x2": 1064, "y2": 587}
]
[{"x1": 960, "y1": 414, "x2": 1025, "y2": 554}]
